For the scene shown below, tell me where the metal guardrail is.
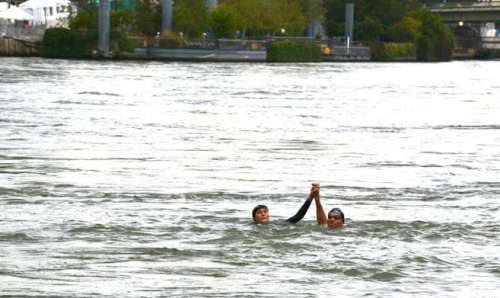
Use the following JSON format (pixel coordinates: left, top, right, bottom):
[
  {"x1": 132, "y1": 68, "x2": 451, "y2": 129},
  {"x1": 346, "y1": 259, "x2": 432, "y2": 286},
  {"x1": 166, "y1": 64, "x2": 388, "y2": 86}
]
[
  {"x1": 130, "y1": 36, "x2": 368, "y2": 53},
  {"x1": 129, "y1": 37, "x2": 267, "y2": 51},
  {"x1": 130, "y1": 36, "x2": 371, "y2": 60}
]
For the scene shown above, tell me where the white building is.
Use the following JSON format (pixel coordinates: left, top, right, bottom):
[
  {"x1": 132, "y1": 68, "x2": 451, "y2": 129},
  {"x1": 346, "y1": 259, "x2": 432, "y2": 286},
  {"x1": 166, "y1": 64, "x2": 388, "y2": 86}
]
[{"x1": 19, "y1": 0, "x2": 74, "y2": 27}]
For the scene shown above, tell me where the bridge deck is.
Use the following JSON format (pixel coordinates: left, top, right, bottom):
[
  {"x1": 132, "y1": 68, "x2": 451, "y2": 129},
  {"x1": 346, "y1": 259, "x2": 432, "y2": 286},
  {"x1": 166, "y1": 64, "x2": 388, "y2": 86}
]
[{"x1": 430, "y1": 2, "x2": 500, "y2": 22}]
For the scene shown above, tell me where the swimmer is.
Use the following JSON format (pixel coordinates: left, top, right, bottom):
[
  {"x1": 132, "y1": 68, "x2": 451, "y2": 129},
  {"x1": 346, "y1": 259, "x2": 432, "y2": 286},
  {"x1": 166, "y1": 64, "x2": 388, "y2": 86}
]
[
  {"x1": 252, "y1": 184, "x2": 319, "y2": 225},
  {"x1": 312, "y1": 184, "x2": 345, "y2": 229}
]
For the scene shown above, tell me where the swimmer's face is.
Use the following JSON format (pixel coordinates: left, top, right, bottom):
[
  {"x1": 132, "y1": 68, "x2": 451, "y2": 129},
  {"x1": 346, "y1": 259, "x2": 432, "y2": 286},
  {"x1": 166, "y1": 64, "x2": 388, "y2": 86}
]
[
  {"x1": 327, "y1": 212, "x2": 343, "y2": 229},
  {"x1": 254, "y1": 207, "x2": 269, "y2": 224}
]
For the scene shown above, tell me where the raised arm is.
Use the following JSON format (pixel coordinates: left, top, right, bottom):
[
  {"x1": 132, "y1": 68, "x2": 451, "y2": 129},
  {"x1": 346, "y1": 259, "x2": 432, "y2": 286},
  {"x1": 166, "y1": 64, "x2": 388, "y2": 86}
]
[
  {"x1": 313, "y1": 185, "x2": 327, "y2": 226},
  {"x1": 286, "y1": 185, "x2": 317, "y2": 223}
]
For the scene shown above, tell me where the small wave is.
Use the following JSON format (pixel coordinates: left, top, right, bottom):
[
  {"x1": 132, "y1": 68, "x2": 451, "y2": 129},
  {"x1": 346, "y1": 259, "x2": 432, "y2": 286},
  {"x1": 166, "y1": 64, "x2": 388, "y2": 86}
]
[
  {"x1": 0, "y1": 232, "x2": 33, "y2": 242},
  {"x1": 67, "y1": 224, "x2": 147, "y2": 237},
  {"x1": 369, "y1": 271, "x2": 403, "y2": 282},
  {"x1": 344, "y1": 126, "x2": 406, "y2": 133},
  {"x1": 425, "y1": 125, "x2": 500, "y2": 130},
  {"x1": 77, "y1": 91, "x2": 122, "y2": 97},
  {"x1": 347, "y1": 220, "x2": 481, "y2": 243},
  {"x1": 360, "y1": 162, "x2": 443, "y2": 168}
]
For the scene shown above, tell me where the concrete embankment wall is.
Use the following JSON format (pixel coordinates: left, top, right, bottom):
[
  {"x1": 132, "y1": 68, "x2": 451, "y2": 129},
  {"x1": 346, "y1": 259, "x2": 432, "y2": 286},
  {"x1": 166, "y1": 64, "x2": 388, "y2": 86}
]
[{"x1": 0, "y1": 38, "x2": 38, "y2": 56}]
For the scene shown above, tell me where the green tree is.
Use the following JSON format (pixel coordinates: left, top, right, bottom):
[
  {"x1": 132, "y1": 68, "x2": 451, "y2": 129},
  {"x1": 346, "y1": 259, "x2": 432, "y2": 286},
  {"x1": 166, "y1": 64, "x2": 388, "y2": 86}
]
[
  {"x1": 209, "y1": 4, "x2": 241, "y2": 38},
  {"x1": 267, "y1": 0, "x2": 306, "y2": 35},
  {"x1": 222, "y1": 0, "x2": 309, "y2": 37},
  {"x1": 301, "y1": 0, "x2": 326, "y2": 25},
  {"x1": 69, "y1": 9, "x2": 98, "y2": 30},
  {"x1": 324, "y1": 0, "x2": 424, "y2": 40},
  {"x1": 385, "y1": 15, "x2": 421, "y2": 42},
  {"x1": 355, "y1": 17, "x2": 384, "y2": 41},
  {"x1": 132, "y1": 0, "x2": 161, "y2": 36},
  {"x1": 410, "y1": 9, "x2": 454, "y2": 61},
  {"x1": 173, "y1": 0, "x2": 209, "y2": 38},
  {"x1": 222, "y1": 0, "x2": 265, "y2": 36}
]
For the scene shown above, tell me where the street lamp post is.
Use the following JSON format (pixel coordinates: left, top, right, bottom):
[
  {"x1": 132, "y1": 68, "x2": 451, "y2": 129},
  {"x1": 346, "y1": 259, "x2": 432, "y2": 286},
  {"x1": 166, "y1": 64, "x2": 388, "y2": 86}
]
[{"x1": 345, "y1": 0, "x2": 355, "y2": 44}]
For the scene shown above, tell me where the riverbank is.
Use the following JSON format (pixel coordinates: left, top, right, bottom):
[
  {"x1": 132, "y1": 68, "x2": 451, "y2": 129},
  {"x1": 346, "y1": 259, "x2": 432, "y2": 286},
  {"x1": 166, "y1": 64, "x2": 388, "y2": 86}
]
[
  {"x1": 0, "y1": 37, "x2": 38, "y2": 56},
  {"x1": 4, "y1": 35, "x2": 499, "y2": 62},
  {"x1": 1, "y1": 36, "x2": 371, "y2": 62}
]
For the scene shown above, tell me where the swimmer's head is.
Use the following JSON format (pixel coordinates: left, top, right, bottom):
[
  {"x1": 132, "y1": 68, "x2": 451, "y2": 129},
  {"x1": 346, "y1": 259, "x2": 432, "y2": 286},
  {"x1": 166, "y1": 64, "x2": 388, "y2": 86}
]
[
  {"x1": 252, "y1": 205, "x2": 269, "y2": 224},
  {"x1": 327, "y1": 208, "x2": 344, "y2": 229}
]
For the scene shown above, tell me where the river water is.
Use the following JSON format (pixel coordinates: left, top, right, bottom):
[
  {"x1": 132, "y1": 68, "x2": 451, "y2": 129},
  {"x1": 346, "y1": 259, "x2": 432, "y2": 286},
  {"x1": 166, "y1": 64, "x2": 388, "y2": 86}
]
[{"x1": 1, "y1": 57, "x2": 499, "y2": 297}]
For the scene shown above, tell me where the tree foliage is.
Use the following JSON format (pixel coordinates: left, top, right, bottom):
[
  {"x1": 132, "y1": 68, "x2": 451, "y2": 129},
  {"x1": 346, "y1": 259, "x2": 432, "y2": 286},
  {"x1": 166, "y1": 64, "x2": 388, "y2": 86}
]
[
  {"x1": 69, "y1": 0, "x2": 156, "y2": 35},
  {"x1": 324, "y1": 0, "x2": 422, "y2": 39},
  {"x1": 385, "y1": 16, "x2": 421, "y2": 42},
  {"x1": 410, "y1": 9, "x2": 454, "y2": 61},
  {"x1": 209, "y1": 4, "x2": 241, "y2": 38},
  {"x1": 173, "y1": 0, "x2": 209, "y2": 38},
  {"x1": 221, "y1": 0, "x2": 320, "y2": 37},
  {"x1": 131, "y1": 0, "x2": 161, "y2": 36}
]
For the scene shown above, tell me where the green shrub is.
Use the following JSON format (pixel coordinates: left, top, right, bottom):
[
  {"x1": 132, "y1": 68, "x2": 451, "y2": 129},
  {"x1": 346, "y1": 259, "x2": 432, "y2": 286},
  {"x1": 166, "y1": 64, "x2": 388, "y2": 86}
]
[
  {"x1": 41, "y1": 28, "x2": 97, "y2": 58},
  {"x1": 370, "y1": 42, "x2": 415, "y2": 61},
  {"x1": 111, "y1": 31, "x2": 135, "y2": 52},
  {"x1": 266, "y1": 40, "x2": 321, "y2": 62},
  {"x1": 41, "y1": 28, "x2": 135, "y2": 58},
  {"x1": 385, "y1": 42, "x2": 415, "y2": 59}
]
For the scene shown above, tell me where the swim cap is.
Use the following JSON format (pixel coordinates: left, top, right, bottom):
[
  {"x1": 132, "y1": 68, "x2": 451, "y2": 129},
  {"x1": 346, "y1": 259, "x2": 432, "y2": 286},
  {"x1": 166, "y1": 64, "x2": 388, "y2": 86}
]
[
  {"x1": 252, "y1": 205, "x2": 268, "y2": 219},
  {"x1": 328, "y1": 208, "x2": 345, "y2": 224}
]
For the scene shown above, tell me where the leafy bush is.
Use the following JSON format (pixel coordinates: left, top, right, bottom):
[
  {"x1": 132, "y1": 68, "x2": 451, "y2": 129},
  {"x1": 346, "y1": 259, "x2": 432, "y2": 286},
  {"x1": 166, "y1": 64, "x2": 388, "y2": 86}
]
[
  {"x1": 111, "y1": 31, "x2": 135, "y2": 52},
  {"x1": 41, "y1": 28, "x2": 97, "y2": 58},
  {"x1": 41, "y1": 28, "x2": 135, "y2": 58},
  {"x1": 370, "y1": 42, "x2": 415, "y2": 61},
  {"x1": 387, "y1": 42, "x2": 415, "y2": 60},
  {"x1": 267, "y1": 40, "x2": 321, "y2": 62}
]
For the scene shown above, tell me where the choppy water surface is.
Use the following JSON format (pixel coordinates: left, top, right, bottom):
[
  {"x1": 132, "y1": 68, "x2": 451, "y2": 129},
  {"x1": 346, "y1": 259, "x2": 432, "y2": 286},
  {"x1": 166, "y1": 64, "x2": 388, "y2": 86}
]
[{"x1": 1, "y1": 57, "x2": 499, "y2": 297}]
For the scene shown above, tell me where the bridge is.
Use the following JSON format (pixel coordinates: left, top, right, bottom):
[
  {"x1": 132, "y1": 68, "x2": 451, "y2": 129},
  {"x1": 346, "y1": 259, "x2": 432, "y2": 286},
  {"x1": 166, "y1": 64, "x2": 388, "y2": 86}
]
[
  {"x1": 427, "y1": 1, "x2": 500, "y2": 57},
  {"x1": 428, "y1": 0, "x2": 500, "y2": 23}
]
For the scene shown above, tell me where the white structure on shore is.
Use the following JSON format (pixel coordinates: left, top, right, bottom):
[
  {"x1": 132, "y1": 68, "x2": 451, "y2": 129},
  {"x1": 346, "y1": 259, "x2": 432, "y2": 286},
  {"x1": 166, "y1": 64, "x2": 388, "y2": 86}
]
[
  {"x1": 19, "y1": 0, "x2": 73, "y2": 27},
  {"x1": 0, "y1": 2, "x2": 8, "y2": 12}
]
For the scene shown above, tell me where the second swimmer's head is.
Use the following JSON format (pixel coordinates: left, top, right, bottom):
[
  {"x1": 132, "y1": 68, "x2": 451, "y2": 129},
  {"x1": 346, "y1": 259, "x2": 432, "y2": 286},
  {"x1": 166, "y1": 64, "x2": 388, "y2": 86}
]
[{"x1": 252, "y1": 205, "x2": 269, "y2": 224}]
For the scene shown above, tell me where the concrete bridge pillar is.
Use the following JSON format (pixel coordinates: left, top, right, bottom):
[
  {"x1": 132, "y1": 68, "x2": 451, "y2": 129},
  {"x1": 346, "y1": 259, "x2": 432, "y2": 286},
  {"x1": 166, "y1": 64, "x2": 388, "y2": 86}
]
[
  {"x1": 161, "y1": 0, "x2": 173, "y2": 34},
  {"x1": 345, "y1": 0, "x2": 355, "y2": 42},
  {"x1": 98, "y1": 0, "x2": 110, "y2": 56}
]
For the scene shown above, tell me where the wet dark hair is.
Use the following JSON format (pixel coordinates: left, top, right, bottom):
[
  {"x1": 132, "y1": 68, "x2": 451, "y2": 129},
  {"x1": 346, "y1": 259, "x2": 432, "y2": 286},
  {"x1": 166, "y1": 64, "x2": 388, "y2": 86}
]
[
  {"x1": 252, "y1": 205, "x2": 268, "y2": 220},
  {"x1": 328, "y1": 208, "x2": 345, "y2": 224}
]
